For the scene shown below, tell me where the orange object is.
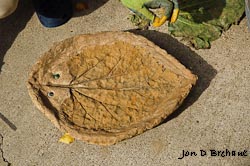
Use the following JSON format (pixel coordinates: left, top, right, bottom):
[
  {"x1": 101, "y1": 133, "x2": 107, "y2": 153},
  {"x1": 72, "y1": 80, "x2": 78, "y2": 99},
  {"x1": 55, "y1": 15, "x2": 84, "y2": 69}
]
[{"x1": 75, "y1": 2, "x2": 88, "y2": 11}]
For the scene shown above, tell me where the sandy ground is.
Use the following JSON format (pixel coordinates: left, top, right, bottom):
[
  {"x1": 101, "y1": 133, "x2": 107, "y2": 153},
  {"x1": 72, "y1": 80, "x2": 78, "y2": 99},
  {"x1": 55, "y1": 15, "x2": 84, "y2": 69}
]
[{"x1": 1, "y1": 0, "x2": 250, "y2": 165}]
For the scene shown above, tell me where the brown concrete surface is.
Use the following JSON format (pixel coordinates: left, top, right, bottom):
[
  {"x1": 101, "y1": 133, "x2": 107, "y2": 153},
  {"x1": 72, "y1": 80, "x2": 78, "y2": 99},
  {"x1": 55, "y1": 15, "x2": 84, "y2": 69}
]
[{"x1": 0, "y1": 0, "x2": 250, "y2": 165}]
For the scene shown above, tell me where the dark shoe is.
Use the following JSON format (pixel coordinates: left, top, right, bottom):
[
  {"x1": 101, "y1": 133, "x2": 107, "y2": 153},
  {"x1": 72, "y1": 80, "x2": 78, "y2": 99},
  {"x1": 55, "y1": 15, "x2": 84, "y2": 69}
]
[{"x1": 33, "y1": 0, "x2": 73, "y2": 28}]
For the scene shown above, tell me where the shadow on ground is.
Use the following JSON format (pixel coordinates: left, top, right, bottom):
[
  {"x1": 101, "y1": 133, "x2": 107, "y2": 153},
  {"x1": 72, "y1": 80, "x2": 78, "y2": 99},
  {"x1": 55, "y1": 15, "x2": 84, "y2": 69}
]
[
  {"x1": 129, "y1": 30, "x2": 217, "y2": 123},
  {"x1": 73, "y1": 0, "x2": 109, "y2": 17},
  {"x1": 0, "y1": 0, "x2": 34, "y2": 73},
  {"x1": 0, "y1": 0, "x2": 108, "y2": 73}
]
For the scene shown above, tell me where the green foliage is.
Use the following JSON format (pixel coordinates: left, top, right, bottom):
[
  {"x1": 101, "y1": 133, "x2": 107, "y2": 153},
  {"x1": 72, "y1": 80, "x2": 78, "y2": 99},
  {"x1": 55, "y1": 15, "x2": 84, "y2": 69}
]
[
  {"x1": 128, "y1": 14, "x2": 151, "y2": 30},
  {"x1": 168, "y1": 0, "x2": 245, "y2": 49}
]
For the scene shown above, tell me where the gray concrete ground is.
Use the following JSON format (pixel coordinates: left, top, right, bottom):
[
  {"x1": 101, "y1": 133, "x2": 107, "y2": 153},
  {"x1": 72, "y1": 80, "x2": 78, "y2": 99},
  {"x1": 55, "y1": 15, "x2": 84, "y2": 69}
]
[{"x1": 1, "y1": 0, "x2": 250, "y2": 165}]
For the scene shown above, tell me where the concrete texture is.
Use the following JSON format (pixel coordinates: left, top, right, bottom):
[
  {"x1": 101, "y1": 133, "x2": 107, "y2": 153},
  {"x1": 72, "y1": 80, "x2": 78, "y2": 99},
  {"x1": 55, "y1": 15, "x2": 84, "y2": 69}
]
[{"x1": 0, "y1": 0, "x2": 250, "y2": 165}]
